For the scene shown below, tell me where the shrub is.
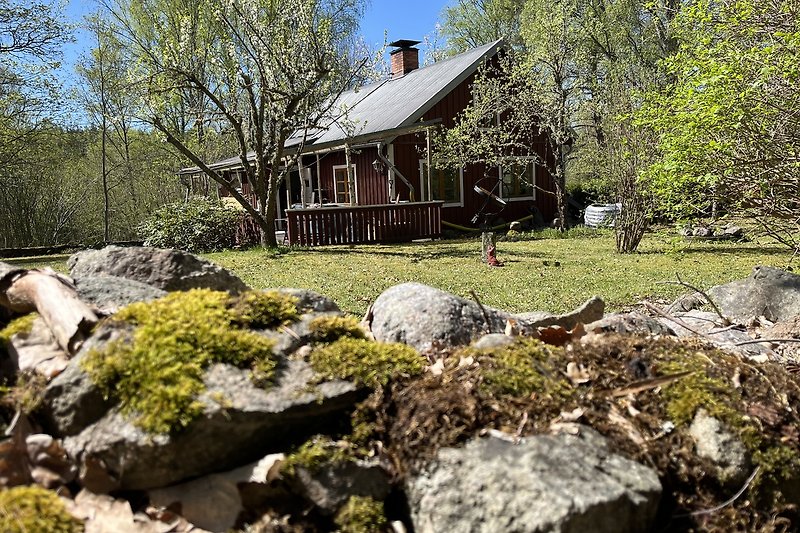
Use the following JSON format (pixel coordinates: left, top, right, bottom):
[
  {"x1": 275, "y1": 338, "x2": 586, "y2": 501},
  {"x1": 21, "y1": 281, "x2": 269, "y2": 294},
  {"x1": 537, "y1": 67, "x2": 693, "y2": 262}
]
[{"x1": 138, "y1": 197, "x2": 243, "y2": 253}]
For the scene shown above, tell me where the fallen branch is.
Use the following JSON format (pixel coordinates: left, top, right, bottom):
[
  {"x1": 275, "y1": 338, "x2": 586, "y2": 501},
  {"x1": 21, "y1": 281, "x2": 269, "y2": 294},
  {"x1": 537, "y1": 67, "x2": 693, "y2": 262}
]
[
  {"x1": 658, "y1": 273, "x2": 731, "y2": 326},
  {"x1": 734, "y1": 338, "x2": 800, "y2": 347},
  {"x1": 0, "y1": 264, "x2": 98, "y2": 354}
]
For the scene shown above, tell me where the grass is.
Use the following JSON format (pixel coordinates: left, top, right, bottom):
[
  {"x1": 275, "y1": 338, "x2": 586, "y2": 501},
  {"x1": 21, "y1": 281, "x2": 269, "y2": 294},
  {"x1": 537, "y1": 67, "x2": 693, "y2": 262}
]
[
  {"x1": 206, "y1": 229, "x2": 792, "y2": 315},
  {"x1": 7, "y1": 230, "x2": 793, "y2": 316}
]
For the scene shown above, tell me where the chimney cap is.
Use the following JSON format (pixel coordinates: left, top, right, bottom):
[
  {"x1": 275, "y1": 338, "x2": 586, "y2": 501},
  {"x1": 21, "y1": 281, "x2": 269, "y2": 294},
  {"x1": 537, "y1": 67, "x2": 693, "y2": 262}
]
[{"x1": 388, "y1": 39, "x2": 421, "y2": 51}]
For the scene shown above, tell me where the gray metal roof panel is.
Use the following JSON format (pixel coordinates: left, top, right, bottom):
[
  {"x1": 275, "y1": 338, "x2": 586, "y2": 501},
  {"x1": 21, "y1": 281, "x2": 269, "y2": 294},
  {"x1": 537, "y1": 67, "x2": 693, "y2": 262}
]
[
  {"x1": 181, "y1": 40, "x2": 502, "y2": 173},
  {"x1": 311, "y1": 39, "x2": 502, "y2": 145}
]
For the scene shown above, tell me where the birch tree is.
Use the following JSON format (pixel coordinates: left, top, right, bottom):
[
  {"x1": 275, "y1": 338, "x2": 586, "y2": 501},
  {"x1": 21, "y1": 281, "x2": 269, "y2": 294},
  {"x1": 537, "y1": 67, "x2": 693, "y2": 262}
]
[{"x1": 105, "y1": 0, "x2": 368, "y2": 247}]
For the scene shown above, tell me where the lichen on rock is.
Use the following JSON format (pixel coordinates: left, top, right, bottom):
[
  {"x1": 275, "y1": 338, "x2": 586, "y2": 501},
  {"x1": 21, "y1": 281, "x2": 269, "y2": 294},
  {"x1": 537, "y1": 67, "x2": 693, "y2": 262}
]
[{"x1": 80, "y1": 288, "x2": 301, "y2": 434}]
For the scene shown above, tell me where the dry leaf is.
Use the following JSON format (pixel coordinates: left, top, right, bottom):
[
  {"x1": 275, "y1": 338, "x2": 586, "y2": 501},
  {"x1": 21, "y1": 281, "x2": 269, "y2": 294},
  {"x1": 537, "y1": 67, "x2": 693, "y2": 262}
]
[
  {"x1": 149, "y1": 453, "x2": 284, "y2": 533},
  {"x1": 565, "y1": 362, "x2": 592, "y2": 385},
  {"x1": 428, "y1": 359, "x2": 445, "y2": 376},
  {"x1": 538, "y1": 326, "x2": 570, "y2": 346},
  {"x1": 504, "y1": 318, "x2": 518, "y2": 336},
  {"x1": 458, "y1": 355, "x2": 475, "y2": 368},
  {"x1": 607, "y1": 406, "x2": 645, "y2": 445}
]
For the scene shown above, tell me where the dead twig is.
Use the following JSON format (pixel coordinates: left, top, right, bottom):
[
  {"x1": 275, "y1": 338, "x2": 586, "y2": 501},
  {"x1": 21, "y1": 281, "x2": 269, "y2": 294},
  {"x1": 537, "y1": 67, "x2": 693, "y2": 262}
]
[
  {"x1": 658, "y1": 273, "x2": 731, "y2": 326},
  {"x1": 734, "y1": 338, "x2": 800, "y2": 346},
  {"x1": 469, "y1": 289, "x2": 493, "y2": 334},
  {"x1": 604, "y1": 371, "x2": 693, "y2": 398},
  {"x1": 643, "y1": 301, "x2": 707, "y2": 337},
  {"x1": 676, "y1": 466, "x2": 760, "y2": 518}
]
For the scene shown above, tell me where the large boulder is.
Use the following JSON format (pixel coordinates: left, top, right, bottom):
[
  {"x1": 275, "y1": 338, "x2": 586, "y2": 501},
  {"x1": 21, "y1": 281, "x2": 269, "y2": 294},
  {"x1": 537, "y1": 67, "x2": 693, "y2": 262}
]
[
  {"x1": 407, "y1": 429, "x2": 661, "y2": 533},
  {"x1": 74, "y1": 275, "x2": 166, "y2": 313},
  {"x1": 68, "y1": 246, "x2": 248, "y2": 293},
  {"x1": 370, "y1": 282, "x2": 603, "y2": 351},
  {"x1": 63, "y1": 361, "x2": 361, "y2": 491},
  {"x1": 670, "y1": 266, "x2": 800, "y2": 323}
]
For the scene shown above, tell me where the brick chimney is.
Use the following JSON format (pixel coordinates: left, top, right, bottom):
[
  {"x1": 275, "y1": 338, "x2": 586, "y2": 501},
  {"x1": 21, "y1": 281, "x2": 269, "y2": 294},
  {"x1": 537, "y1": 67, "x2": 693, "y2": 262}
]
[{"x1": 389, "y1": 40, "x2": 421, "y2": 77}]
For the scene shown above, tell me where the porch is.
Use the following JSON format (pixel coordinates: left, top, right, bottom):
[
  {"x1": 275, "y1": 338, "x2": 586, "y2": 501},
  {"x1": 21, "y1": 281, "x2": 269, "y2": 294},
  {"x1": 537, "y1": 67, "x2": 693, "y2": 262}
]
[{"x1": 286, "y1": 201, "x2": 443, "y2": 246}]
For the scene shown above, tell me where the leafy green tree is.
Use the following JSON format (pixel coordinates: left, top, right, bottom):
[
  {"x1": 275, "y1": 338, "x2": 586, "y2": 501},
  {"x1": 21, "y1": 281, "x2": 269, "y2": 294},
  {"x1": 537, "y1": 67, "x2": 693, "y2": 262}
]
[
  {"x1": 637, "y1": 0, "x2": 800, "y2": 251},
  {"x1": 104, "y1": 0, "x2": 369, "y2": 247},
  {"x1": 440, "y1": 0, "x2": 526, "y2": 53}
]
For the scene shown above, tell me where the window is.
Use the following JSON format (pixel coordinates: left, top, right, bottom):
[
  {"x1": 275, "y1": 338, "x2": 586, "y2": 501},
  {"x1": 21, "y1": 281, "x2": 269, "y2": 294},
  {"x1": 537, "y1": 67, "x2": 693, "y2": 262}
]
[
  {"x1": 500, "y1": 159, "x2": 535, "y2": 200},
  {"x1": 419, "y1": 161, "x2": 463, "y2": 206},
  {"x1": 333, "y1": 164, "x2": 357, "y2": 204}
]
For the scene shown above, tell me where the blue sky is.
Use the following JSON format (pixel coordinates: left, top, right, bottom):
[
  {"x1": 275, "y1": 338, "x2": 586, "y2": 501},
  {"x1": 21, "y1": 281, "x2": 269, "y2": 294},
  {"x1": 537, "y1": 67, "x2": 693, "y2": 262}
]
[{"x1": 60, "y1": 0, "x2": 448, "y2": 74}]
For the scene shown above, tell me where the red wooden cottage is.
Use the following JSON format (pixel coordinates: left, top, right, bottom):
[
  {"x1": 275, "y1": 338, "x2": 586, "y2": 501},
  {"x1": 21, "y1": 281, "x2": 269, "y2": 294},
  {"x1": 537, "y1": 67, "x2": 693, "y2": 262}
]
[{"x1": 180, "y1": 39, "x2": 557, "y2": 246}]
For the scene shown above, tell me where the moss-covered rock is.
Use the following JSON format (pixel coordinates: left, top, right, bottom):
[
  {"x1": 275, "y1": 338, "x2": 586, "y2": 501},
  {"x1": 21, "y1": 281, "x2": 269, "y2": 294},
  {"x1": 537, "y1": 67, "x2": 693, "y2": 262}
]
[
  {"x1": 80, "y1": 289, "x2": 301, "y2": 434},
  {"x1": 0, "y1": 486, "x2": 82, "y2": 533},
  {"x1": 309, "y1": 337, "x2": 425, "y2": 388}
]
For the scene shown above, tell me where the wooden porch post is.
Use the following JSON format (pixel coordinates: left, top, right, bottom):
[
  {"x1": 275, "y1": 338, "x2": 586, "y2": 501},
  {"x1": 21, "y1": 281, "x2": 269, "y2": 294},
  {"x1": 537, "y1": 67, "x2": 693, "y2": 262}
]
[
  {"x1": 426, "y1": 127, "x2": 432, "y2": 202},
  {"x1": 345, "y1": 143, "x2": 356, "y2": 206},
  {"x1": 316, "y1": 154, "x2": 322, "y2": 205},
  {"x1": 298, "y1": 159, "x2": 306, "y2": 208}
]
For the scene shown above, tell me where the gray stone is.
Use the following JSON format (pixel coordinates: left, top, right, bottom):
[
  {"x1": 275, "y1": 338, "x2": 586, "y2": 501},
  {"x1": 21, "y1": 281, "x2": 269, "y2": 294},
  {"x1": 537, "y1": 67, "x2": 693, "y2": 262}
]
[
  {"x1": 74, "y1": 275, "x2": 167, "y2": 313},
  {"x1": 473, "y1": 333, "x2": 516, "y2": 350},
  {"x1": 292, "y1": 458, "x2": 391, "y2": 515},
  {"x1": 370, "y1": 283, "x2": 604, "y2": 351},
  {"x1": 370, "y1": 283, "x2": 512, "y2": 351},
  {"x1": 722, "y1": 225, "x2": 744, "y2": 238},
  {"x1": 587, "y1": 312, "x2": 675, "y2": 336},
  {"x1": 41, "y1": 324, "x2": 126, "y2": 437},
  {"x1": 269, "y1": 288, "x2": 340, "y2": 313},
  {"x1": 662, "y1": 310, "x2": 774, "y2": 360},
  {"x1": 63, "y1": 360, "x2": 361, "y2": 491},
  {"x1": 515, "y1": 296, "x2": 605, "y2": 330},
  {"x1": 407, "y1": 429, "x2": 661, "y2": 533},
  {"x1": 689, "y1": 410, "x2": 750, "y2": 487},
  {"x1": 670, "y1": 266, "x2": 800, "y2": 323},
  {"x1": 693, "y1": 226, "x2": 712, "y2": 237},
  {"x1": 68, "y1": 245, "x2": 248, "y2": 293}
]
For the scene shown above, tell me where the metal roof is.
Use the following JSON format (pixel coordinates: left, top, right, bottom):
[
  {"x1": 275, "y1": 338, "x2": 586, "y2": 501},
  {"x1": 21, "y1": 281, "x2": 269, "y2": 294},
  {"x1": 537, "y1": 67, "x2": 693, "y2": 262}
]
[{"x1": 180, "y1": 39, "x2": 503, "y2": 174}]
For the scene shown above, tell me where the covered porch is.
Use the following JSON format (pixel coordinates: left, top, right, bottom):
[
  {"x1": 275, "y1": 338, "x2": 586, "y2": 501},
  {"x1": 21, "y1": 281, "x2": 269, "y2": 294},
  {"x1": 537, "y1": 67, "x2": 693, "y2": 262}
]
[{"x1": 286, "y1": 201, "x2": 442, "y2": 246}]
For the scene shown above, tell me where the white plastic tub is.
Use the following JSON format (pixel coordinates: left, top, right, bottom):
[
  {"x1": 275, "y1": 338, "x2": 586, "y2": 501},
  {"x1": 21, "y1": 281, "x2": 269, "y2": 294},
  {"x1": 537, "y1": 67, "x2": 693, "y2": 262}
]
[{"x1": 584, "y1": 203, "x2": 621, "y2": 228}]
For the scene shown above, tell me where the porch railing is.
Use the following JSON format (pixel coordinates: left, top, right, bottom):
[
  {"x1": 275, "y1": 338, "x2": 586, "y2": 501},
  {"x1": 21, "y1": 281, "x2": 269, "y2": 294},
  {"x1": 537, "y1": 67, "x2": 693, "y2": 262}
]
[{"x1": 286, "y1": 201, "x2": 443, "y2": 246}]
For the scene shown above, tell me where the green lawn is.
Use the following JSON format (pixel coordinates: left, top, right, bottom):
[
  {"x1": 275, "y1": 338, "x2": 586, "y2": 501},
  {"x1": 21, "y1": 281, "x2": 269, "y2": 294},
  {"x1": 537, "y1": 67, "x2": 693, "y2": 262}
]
[
  {"x1": 206, "y1": 230, "x2": 792, "y2": 316},
  {"x1": 6, "y1": 231, "x2": 792, "y2": 316}
]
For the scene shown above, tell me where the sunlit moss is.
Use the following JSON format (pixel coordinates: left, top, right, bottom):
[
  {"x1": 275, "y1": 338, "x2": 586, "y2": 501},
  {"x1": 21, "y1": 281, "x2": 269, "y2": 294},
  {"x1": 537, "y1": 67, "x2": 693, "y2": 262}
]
[
  {"x1": 230, "y1": 290, "x2": 300, "y2": 329},
  {"x1": 467, "y1": 337, "x2": 572, "y2": 398},
  {"x1": 308, "y1": 315, "x2": 366, "y2": 343},
  {"x1": 334, "y1": 496, "x2": 387, "y2": 533},
  {"x1": 309, "y1": 337, "x2": 425, "y2": 388},
  {"x1": 0, "y1": 486, "x2": 82, "y2": 533},
  {"x1": 81, "y1": 289, "x2": 290, "y2": 434},
  {"x1": 0, "y1": 313, "x2": 38, "y2": 349}
]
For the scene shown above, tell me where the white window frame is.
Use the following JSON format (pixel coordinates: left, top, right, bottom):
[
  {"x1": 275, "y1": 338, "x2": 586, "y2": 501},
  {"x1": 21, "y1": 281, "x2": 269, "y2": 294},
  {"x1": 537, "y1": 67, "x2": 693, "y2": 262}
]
[
  {"x1": 418, "y1": 159, "x2": 464, "y2": 207},
  {"x1": 332, "y1": 164, "x2": 358, "y2": 204},
  {"x1": 499, "y1": 157, "x2": 536, "y2": 202}
]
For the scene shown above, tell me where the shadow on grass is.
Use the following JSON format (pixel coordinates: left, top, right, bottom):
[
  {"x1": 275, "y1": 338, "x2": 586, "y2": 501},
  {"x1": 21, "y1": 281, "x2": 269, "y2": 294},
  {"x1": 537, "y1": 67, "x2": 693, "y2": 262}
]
[
  {"x1": 636, "y1": 242, "x2": 791, "y2": 258},
  {"x1": 3, "y1": 254, "x2": 72, "y2": 266}
]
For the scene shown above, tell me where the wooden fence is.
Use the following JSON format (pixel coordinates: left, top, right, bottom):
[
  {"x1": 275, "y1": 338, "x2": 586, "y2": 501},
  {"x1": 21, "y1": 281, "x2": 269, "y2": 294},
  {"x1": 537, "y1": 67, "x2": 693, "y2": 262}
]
[{"x1": 286, "y1": 202, "x2": 443, "y2": 246}]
